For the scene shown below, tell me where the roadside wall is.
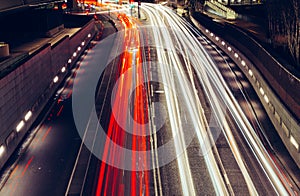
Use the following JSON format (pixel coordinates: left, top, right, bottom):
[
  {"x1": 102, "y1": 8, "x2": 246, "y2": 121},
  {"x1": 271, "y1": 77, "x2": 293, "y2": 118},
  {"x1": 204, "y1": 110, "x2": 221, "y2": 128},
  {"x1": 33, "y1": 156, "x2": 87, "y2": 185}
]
[{"x1": 0, "y1": 19, "x2": 96, "y2": 169}]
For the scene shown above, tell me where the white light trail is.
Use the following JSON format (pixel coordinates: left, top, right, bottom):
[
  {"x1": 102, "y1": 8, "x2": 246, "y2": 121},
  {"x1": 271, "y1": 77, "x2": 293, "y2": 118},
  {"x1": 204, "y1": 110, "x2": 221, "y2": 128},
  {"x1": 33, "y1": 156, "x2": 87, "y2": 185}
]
[
  {"x1": 142, "y1": 3, "x2": 291, "y2": 195},
  {"x1": 143, "y1": 4, "x2": 228, "y2": 195}
]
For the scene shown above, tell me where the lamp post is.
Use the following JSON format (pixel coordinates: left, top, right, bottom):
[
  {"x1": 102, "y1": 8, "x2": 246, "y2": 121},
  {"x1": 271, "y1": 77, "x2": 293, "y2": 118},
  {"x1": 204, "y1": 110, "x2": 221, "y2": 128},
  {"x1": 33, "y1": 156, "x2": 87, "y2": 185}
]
[{"x1": 138, "y1": 0, "x2": 141, "y2": 19}]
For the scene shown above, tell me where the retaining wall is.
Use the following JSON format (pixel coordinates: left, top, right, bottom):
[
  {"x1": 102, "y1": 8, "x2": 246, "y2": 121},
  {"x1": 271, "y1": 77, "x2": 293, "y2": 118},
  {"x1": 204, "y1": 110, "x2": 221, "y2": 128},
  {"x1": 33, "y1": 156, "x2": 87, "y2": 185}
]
[{"x1": 0, "y1": 19, "x2": 96, "y2": 169}]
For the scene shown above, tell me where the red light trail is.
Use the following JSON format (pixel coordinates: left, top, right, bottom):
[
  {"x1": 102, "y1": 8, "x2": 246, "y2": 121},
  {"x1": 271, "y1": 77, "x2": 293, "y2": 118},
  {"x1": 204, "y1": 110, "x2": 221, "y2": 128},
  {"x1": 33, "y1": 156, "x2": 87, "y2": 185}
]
[{"x1": 96, "y1": 14, "x2": 150, "y2": 196}]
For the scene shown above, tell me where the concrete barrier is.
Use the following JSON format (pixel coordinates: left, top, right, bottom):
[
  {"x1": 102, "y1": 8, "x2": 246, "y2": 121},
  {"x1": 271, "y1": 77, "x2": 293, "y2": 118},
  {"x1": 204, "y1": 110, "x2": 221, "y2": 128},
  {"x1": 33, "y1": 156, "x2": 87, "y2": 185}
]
[{"x1": 191, "y1": 13, "x2": 300, "y2": 168}]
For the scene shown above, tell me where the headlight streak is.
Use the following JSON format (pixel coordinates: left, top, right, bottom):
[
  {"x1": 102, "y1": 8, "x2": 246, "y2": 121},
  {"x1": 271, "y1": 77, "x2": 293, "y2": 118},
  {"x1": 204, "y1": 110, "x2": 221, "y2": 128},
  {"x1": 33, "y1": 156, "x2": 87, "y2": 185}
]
[
  {"x1": 169, "y1": 13, "x2": 258, "y2": 194},
  {"x1": 176, "y1": 6, "x2": 290, "y2": 195},
  {"x1": 143, "y1": 3, "x2": 290, "y2": 195},
  {"x1": 185, "y1": 18, "x2": 289, "y2": 196},
  {"x1": 143, "y1": 5, "x2": 196, "y2": 196},
  {"x1": 143, "y1": 4, "x2": 228, "y2": 195},
  {"x1": 178, "y1": 17, "x2": 275, "y2": 155},
  {"x1": 161, "y1": 8, "x2": 231, "y2": 195},
  {"x1": 188, "y1": 26, "x2": 292, "y2": 196},
  {"x1": 159, "y1": 4, "x2": 234, "y2": 194},
  {"x1": 191, "y1": 29, "x2": 264, "y2": 195},
  {"x1": 199, "y1": 30, "x2": 279, "y2": 190}
]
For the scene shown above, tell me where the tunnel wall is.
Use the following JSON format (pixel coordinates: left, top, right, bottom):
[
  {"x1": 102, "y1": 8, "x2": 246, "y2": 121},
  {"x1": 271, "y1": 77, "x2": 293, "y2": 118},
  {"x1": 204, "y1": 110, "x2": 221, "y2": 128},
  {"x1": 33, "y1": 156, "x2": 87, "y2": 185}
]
[
  {"x1": 191, "y1": 13, "x2": 300, "y2": 168},
  {"x1": 0, "y1": 19, "x2": 95, "y2": 169}
]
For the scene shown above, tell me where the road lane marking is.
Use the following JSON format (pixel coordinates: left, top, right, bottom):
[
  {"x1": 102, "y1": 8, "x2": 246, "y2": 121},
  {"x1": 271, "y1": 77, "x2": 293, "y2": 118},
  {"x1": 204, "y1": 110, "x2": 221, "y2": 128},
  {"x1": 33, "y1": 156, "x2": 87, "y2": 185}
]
[
  {"x1": 21, "y1": 156, "x2": 34, "y2": 177},
  {"x1": 41, "y1": 126, "x2": 53, "y2": 142}
]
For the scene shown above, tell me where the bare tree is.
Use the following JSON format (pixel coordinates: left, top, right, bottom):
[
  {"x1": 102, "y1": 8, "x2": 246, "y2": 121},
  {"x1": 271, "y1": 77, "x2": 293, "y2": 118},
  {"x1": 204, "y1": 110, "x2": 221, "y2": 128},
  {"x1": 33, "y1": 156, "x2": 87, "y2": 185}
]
[
  {"x1": 266, "y1": 0, "x2": 282, "y2": 39},
  {"x1": 266, "y1": 0, "x2": 300, "y2": 68},
  {"x1": 282, "y1": 0, "x2": 300, "y2": 67}
]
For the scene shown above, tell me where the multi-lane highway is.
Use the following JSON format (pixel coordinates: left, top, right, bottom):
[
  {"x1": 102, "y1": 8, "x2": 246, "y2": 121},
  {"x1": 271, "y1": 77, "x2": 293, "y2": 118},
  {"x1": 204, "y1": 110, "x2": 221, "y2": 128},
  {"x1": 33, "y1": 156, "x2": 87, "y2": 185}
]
[{"x1": 0, "y1": 3, "x2": 299, "y2": 196}]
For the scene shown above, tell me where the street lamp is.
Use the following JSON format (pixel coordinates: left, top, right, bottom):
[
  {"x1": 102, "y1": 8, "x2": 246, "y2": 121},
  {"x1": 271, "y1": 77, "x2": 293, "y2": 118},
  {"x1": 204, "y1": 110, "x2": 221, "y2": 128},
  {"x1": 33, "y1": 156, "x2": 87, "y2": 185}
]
[{"x1": 138, "y1": 0, "x2": 141, "y2": 19}]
